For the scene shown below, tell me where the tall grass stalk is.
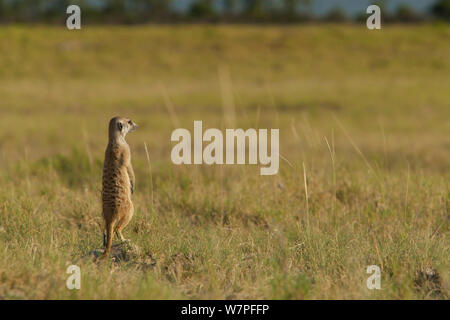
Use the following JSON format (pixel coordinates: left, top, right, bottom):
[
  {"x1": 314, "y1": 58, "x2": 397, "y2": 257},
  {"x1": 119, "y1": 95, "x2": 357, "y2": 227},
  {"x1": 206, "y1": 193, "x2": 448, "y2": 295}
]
[
  {"x1": 144, "y1": 142, "x2": 154, "y2": 213},
  {"x1": 324, "y1": 135, "x2": 337, "y2": 236},
  {"x1": 158, "y1": 81, "x2": 180, "y2": 128},
  {"x1": 303, "y1": 161, "x2": 310, "y2": 240}
]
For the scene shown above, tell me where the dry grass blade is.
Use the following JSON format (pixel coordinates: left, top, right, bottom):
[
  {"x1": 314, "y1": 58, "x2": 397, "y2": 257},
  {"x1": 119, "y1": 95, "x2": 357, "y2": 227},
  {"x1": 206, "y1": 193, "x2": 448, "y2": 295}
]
[
  {"x1": 144, "y1": 142, "x2": 154, "y2": 212},
  {"x1": 334, "y1": 115, "x2": 378, "y2": 179},
  {"x1": 303, "y1": 161, "x2": 310, "y2": 239},
  {"x1": 218, "y1": 65, "x2": 236, "y2": 127},
  {"x1": 158, "y1": 81, "x2": 180, "y2": 128}
]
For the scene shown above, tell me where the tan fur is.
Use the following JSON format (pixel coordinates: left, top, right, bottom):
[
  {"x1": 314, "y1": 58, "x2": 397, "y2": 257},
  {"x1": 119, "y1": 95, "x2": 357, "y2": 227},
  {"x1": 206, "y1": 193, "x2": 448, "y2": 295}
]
[{"x1": 100, "y1": 116, "x2": 137, "y2": 260}]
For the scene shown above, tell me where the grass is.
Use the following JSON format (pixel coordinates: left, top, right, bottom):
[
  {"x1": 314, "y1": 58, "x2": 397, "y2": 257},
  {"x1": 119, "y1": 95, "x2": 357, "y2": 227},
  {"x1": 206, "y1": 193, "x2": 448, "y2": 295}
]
[{"x1": 0, "y1": 24, "x2": 448, "y2": 299}]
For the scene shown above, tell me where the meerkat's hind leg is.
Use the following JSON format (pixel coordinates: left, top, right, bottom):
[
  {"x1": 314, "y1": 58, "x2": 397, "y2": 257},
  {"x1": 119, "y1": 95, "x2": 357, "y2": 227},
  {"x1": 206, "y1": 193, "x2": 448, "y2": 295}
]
[
  {"x1": 114, "y1": 213, "x2": 133, "y2": 243},
  {"x1": 99, "y1": 220, "x2": 115, "y2": 260},
  {"x1": 103, "y1": 219, "x2": 116, "y2": 247},
  {"x1": 115, "y1": 229, "x2": 130, "y2": 243}
]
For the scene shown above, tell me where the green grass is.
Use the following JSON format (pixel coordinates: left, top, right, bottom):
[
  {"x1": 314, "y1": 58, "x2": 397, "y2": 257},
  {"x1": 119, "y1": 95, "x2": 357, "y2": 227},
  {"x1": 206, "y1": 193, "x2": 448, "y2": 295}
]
[{"x1": 0, "y1": 24, "x2": 448, "y2": 299}]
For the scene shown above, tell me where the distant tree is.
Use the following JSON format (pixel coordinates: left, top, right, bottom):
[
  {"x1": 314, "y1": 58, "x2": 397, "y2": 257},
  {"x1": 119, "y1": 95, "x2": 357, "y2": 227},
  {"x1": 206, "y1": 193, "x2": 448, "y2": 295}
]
[
  {"x1": 295, "y1": 0, "x2": 316, "y2": 22},
  {"x1": 432, "y1": 0, "x2": 450, "y2": 21},
  {"x1": 0, "y1": 0, "x2": 5, "y2": 21},
  {"x1": 223, "y1": 0, "x2": 238, "y2": 17},
  {"x1": 353, "y1": 11, "x2": 367, "y2": 23},
  {"x1": 104, "y1": 0, "x2": 125, "y2": 15},
  {"x1": 282, "y1": 0, "x2": 300, "y2": 13},
  {"x1": 242, "y1": 0, "x2": 266, "y2": 20},
  {"x1": 146, "y1": 0, "x2": 172, "y2": 20},
  {"x1": 281, "y1": 0, "x2": 301, "y2": 21},
  {"x1": 189, "y1": 0, "x2": 216, "y2": 20},
  {"x1": 8, "y1": 0, "x2": 48, "y2": 22},
  {"x1": 121, "y1": 0, "x2": 148, "y2": 23},
  {"x1": 324, "y1": 7, "x2": 348, "y2": 22},
  {"x1": 103, "y1": 0, "x2": 141, "y2": 23},
  {"x1": 269, "y1": 0, "x2": 314, "y2": 22},
  {"x1": 373, "y1": 0, "x2": 391, "y2": 22},
  {"x1": 393, "y1": 4, "x2": 422, "y2": 23},
  {"x1": 41, "y1": 0, "x2": 73, "y2": 22}
]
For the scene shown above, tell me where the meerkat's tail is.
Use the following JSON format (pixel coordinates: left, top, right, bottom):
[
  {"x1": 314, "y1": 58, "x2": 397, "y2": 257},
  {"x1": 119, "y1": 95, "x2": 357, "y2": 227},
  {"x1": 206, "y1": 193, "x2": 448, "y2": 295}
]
[{"x1": 100, "y1": 221, "x2": 114, "y2": 260}]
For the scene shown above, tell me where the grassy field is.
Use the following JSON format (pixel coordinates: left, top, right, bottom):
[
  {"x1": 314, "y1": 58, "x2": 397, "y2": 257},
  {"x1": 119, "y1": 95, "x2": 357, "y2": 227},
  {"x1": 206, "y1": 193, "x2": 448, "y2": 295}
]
[{"x1": 0, "y1": 24, "x2": 448, "y2": 299}]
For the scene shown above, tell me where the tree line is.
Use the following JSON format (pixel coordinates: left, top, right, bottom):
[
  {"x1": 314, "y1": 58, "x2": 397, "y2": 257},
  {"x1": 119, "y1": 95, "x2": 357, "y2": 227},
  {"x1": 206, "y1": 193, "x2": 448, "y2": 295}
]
[{"x1": 0, "y1": 0, "x2": 449, "y2": 24}]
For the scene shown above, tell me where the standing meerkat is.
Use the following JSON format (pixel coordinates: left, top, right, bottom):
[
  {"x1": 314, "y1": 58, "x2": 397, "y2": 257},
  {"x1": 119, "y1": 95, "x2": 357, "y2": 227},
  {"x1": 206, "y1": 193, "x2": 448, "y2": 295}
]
[{"x1": 100, "y1": 116, "x2": 138, "y2": 260}]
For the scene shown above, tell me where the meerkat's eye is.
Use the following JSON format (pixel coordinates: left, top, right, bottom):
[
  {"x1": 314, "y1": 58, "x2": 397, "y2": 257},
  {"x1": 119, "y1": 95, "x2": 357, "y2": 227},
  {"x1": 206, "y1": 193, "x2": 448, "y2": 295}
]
[
  {"x1": 128, "y1": 120, "x2": 132, "y2": 125},
  {"x1": 117, "y1": 122, "x2": 123, "y2": 131}
]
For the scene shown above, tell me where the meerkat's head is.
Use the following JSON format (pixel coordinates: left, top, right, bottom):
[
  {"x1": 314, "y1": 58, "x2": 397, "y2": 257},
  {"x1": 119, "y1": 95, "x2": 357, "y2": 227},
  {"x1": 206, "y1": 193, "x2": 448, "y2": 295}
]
[{"x1": 108, "y1": 116, "x2": 138, "y2": 142}]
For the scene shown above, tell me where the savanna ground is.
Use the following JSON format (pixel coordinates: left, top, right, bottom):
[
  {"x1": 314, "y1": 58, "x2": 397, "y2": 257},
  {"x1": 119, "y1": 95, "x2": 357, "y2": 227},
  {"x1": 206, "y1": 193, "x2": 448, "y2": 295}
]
[{"x1": 0, "y1": 24, "x2": 448, "y2": 299}]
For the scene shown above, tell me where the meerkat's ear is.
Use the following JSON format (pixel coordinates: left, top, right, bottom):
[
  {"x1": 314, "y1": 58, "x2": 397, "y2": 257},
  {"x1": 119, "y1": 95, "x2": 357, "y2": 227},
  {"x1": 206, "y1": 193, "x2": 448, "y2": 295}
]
[{"x1": 117, "y1": 122, "x2": 123, "y2": 132}]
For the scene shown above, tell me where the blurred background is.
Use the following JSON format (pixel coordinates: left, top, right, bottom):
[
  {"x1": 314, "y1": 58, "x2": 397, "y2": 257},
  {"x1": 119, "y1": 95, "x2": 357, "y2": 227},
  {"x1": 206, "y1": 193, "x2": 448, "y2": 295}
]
[
  {"x1": 0, "y1": 0, "x2": 449, "y2": 23},
  {"x1": 0, "y1": 0, "x2": 448, "y2": 299}
]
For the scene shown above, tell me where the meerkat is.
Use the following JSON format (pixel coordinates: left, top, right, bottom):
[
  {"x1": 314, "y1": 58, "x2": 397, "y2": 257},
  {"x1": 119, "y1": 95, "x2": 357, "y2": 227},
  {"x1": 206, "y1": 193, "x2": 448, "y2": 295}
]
[{"x1": 100, "y1": 116, "x2": 138, "y2": 260}]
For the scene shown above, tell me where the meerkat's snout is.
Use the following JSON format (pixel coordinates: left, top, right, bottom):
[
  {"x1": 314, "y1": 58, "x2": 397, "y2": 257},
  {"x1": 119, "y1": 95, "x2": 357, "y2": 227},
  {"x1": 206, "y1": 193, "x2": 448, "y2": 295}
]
[
  {"x1": 128, "y1": 120, "x2": 138, "y2": 132},
  {"x1": 122, "y1": 119, "x2": 137, "y2": 134}
]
